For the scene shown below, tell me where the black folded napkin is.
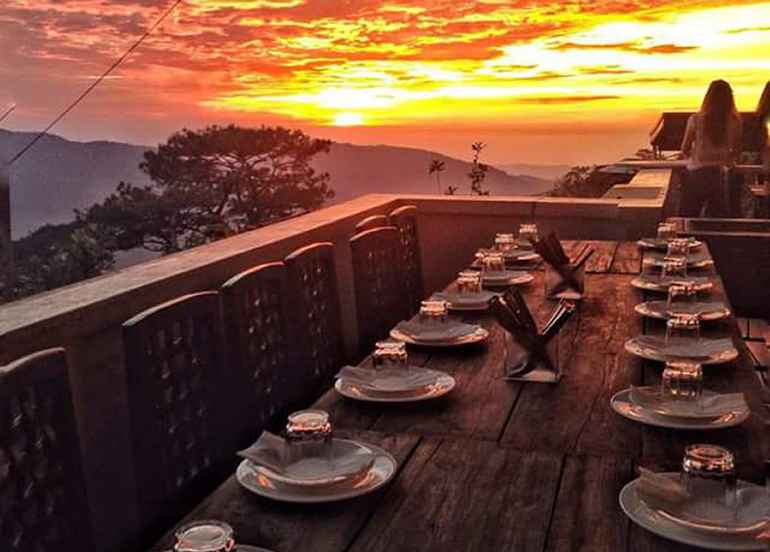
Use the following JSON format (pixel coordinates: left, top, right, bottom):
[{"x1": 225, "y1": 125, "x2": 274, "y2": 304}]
[
  {"x1": 531, "y1": 233, "x2": 594, "y2": 296},
  {"x1": 491, "y1": 287, "x2": 576, "y2": 377}
]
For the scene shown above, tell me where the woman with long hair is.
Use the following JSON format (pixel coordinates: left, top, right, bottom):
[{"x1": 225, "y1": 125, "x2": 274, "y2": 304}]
[{"x1": 680, "y1": 80, "x2": 742, "y2": 217}]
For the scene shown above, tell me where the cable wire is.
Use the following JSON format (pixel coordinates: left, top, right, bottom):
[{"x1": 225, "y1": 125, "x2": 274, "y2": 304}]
[
  {"x1": 0, "y1": 104, "x2": 15, "y2": 125},
  {"x1": 10, "y1": 0, "x2": 184, "y2": 166}
]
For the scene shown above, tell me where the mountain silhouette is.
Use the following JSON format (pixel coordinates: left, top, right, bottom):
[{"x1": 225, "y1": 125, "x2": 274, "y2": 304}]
[{"x1": 1, "y1": 129, "x2": 551, "y2": 237}]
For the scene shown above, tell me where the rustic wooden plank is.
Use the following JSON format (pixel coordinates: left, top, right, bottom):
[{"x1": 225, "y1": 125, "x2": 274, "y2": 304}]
[
  {"x1": 311, "y1": 351, "x2": 433, "y2": 433},
  {"x1": 371, "y1": 320, "x2": 523, "y2": 441},
  {"x1": 610, "y1": 241, "x2": 642, "y2": 274},
  {"x1": 737, "y1": 317, "x2": 750, "y2": 339},
  {"x1": 501, "y1": 351, "x2": 644, "y2": 456},
  {"x1": 748, "y1": 318, "x2": 769, "y2": 342},
  {"x1": 585, "y1": 240, "x2": 619, "y2": 274},
  {"x1": 348, "y1": 439, "x2": 563, "y2": 552},
  {"x1": 746, "y1": 340, "x2": 770, "y2": 369},
  {"x1": 148, "y1": 431, "x2": 420, "y2": 552},
  {"x1": 545, "y1": 454, "x2": 633, "y2": 552},
  {"x1": 574, "y1": 274, "x2": 639, "y2": 354}
]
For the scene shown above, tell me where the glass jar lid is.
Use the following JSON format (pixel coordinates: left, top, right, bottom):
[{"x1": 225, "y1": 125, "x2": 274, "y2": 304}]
[
  {"x1": 683, "y1": 444, "x2": 735, "y2": 475},
  {"x1": 174, "y1": 520, "x2": 234, "y2": 552}
]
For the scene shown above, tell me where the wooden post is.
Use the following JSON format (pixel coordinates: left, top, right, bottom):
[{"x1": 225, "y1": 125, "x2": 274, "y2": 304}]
[{"x1": 0, "y1": 162, "x2": 14, "y2": 299}]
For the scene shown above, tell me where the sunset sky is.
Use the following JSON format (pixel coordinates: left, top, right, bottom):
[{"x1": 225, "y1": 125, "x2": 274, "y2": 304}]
[{"x1": 2, "y1": 0, "x2": 770, "y2": 164}]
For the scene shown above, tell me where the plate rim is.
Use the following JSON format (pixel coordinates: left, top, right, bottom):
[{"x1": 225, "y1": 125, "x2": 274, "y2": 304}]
[
  {"x1": 389, "y1": 326, "x2": 489, "y2": 347},
  {"x1": 637, "y1": 238, "x2": 703, "y2": 250},
  {"x1": 630, "y1": 276, "x2": 714, "y2": 293},
  {"x1": 623, "y1": 336, "x2": 739, "y2": 365},
  {"x1": 619, "y1": 476, "x2": 766, "y2": 551},
  {"x1": 236, "y1": 444, "x2": 398, "y2": 504},
  {"x1": 633, "y1": 301, "x2": 731, "y2": 321},
  {"x1": 334, "y1": 374, "x2": 456, "y2": 403},
  {"x1": 610, "y1": 388, "x2": 749, "y2": 429}
]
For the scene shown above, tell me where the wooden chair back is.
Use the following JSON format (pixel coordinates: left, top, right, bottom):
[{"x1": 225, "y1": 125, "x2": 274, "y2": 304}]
[
  {"x1": 354, "y1": 214, "x2": 389, "y2": 234},
  {"x1": 122, "y1": 291, "x2": 228, "y2": 540},
  {"x1": 389, "y1": 205, "x2": 425, "y2": 316},
  {"x1": 284, "y1": 243, "x2": 344, "y2": 405},
  {"x1": 0, "y1": 348, "x2": 93, "y2": 552},
  {"x1": 221, "y1": 262, "x2": 291, "y2": 444},
  {"x1": 350, "y1": 226, "x2": 404, "y2": 356}
]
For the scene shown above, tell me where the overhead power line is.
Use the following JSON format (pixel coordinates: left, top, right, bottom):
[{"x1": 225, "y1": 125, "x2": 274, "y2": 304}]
[
  {"x1": 10, "y1": 0, "x2": 184, "y2": 166},
  {"x1": 0, "y1": 104, "x2": 15, "y2": 125}
]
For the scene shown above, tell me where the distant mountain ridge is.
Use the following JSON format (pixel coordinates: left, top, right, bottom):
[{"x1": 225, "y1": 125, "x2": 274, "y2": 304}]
[{"x1": 0, "y1": 129, "x2": 552, "y2": 237}]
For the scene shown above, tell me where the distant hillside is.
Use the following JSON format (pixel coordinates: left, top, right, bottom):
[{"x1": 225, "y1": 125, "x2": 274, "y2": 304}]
[
  {"x1": 496, "y1": 163, "x2": 572, "y2": 182},
  {"x1": 1, "y1": 129, "x2": 551, "y2": 237},
  {"x1": 317, "y1": 143, "x2": 552, "y2": 202}
]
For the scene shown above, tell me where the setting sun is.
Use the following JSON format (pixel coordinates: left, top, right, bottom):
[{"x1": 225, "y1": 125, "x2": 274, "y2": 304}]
[{"x1": 332, "y1": 112, "x2": 365, "y2": 127}]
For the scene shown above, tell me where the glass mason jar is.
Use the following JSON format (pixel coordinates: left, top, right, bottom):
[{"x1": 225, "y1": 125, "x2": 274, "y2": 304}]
[
  {"x1": 661, "y1": 257, "x2": 688, "y2": 281},
  {"x1": 285, "y1": 409, "x2": 333, "y2": 463},
  {"x1": 662, "y1": 360, "x2": 703, "y2": 401},
  {"x1": 480, "y1": 252, "x2": 505, "y2": 274},
  {"x1": 494, "y1": 233, "x2": 516, "y2": 253},
  {"x1": 418, "y1": 299, "x2": 449, "y2": 326},
  {"x1": 666, "y1": 281, "x2": 698, "y2": 316},
  {"x1": 665, "y1": 313, "x2": 701, "y2": 348},
  {"x1": 519, "y1": 224, "x2": 539, "y2": 247},
  {"x1": 657, "y1": 222, "x2": 677, "y2": 242},
  {"x1": 681, "y1": 444, "x2": 737, "y2": 508},
  {"x1": 457, "y1": 271, "x2": 482, "y2": 295},
  {"x1": 174, "y1": 520, "x2": 235, "y2": 552},
  {"x1": 372, "y1": 340, "x2": 408, "y2": 371},
  {"x1": 667, "y1": 238, "x2": 691, "y2": 262}
]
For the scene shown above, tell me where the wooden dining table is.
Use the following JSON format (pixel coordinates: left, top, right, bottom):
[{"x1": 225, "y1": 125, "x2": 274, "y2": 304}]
[{"x1": 150, "y1": 240, "x2": 769, "y2": 552}]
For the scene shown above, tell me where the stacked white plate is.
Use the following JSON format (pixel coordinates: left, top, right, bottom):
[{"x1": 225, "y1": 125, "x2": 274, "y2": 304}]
[
  {"x1": 624, "y1": 336, "x2": 738, "y2": 365},
  {"x1": 335, "y1": 366, "x2": 456, "y2": 403},
  {"x1": 477, "y1": 248, "x2": 541, "y2": 264},
  {"x1": 634, "y1": 301, "x2": 731, "y2": 321},
  {"x1": 621, "y1": 474, "x2": 770, "y2": 550},
  {"x1": 481, "y1": 270, "x2": 534, "y2": 288},
  {"x1": 390, "y1": 320, "x2": 489, "y2": 347},
  {"x1": 431, "y1": 291, "x2": 497, "y2": 312},
  {"x1": 611, "y1": 386, "x2": 749, "y2": 429},
  {"x1": 630, "y1": 275, "x2": 713, "y2": 293},
  {"x1": 236, "y1": 438, "x2": 397, "y2": 503},
  {"x1": 637, "y1": 237, "x2": 703, "y2": 250},
  {"x1": 645, "y1": 250, "x2": 714, "y2": 269}
]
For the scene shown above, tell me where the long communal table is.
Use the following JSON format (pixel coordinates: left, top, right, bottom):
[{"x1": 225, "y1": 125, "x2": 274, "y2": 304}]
[{"x1": 151, "y1": 241, "x2": 768, "y2": 552}]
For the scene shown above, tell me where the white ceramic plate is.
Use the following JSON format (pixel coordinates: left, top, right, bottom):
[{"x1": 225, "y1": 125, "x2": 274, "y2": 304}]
[
  {"x1": 335, "y1": 373, "x2": 456, "y2": 403},
  {"x1": 432, "y1": 291, "x2": 497, "y2": 312},
  {"x1": 645, "y1": 250, "x2": 714, "y2": 269},
  {"x1": 624, "y1": 336, "x2": 738, "y2": 365},
  {"x1": 251, "y1": 438, "x2": 375, "y2": 488},
  {"x1": 390, "y1": 326, "x2": 489, "y2": 347},
  {"x1": 476, "y1": 248, "x2": 541, "y2": 263},
  {"x1": 481, "y1": 270, "x2": 534, "y2": 287},
  {"x1": 620, "y1": 475, "x2": 767, "y2": 550},
  {"x1": 630, "y1": 276, "x2": 713, "y2": 293},
  {"x1": 610, "y1": 389, "x2": 749, "y2": 430},
  {"x1": 634, "y1": 301, "x2": 731, "y2": 321},
  {"x1": 637, "y1": 238, "x2": 703, "y2": 250},
  {"x1": 236, "y1": 442, "x2": 397, "y2": 504}
]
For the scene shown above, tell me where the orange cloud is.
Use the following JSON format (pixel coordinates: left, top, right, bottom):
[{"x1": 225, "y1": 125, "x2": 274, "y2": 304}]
[{"x1": 1, "y1": 0, "x2": 769, "y2": 161}]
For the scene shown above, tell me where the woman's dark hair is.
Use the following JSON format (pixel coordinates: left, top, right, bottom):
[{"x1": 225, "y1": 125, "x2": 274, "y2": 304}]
[
  {"x1": 758, "y1": 81, "x2": 770, "y2": 122},
  {"x1": 700, "y1": 80, "x2": 738, "y2": 146}
]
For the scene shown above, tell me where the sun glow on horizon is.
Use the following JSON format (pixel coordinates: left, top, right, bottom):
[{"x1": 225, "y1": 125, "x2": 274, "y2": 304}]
[
  {"x1": 3, "y1": 0, "x2": 770, "y2": 161},
  {"x1": 332, "y1": 112, "x2": 365, "y2": 126}
]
